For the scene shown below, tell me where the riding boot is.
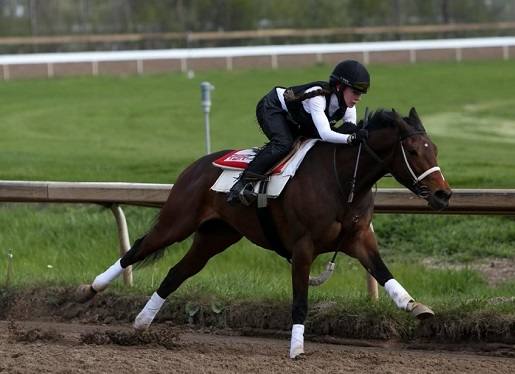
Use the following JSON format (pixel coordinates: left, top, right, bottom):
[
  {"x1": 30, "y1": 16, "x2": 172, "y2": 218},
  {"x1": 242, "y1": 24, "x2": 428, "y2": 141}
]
[{"x1": 226, "y1": 171, "x2": 265, "y2": 206}]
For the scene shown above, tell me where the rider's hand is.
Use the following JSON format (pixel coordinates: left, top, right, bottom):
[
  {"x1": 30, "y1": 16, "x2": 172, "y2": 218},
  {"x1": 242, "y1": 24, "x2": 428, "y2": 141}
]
[
  {"x1": 334, "y1": 122, "x2": 357, "y2": 134},
  {"x1": 348, "y1": 129, "x2": 368, "y2": 145}
]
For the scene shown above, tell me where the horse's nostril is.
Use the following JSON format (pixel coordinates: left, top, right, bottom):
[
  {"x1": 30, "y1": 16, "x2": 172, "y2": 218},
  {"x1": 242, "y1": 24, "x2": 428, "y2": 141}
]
[{"x1": 434, "y1": 189, "x2": 451, "y2": 201}]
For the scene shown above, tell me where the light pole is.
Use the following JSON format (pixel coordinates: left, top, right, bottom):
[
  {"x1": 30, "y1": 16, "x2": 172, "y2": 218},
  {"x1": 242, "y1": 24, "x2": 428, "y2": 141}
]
[{"x1": 200, "y1": 81, "x2": 215, "y2": 154}]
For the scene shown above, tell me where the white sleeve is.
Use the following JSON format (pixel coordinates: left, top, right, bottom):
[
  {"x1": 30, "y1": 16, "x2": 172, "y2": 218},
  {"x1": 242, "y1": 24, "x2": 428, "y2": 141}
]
[
  {"x1": 304, "y1": 95, "x2": 351, "y2": 144},
  {"x1": 342, "y1": 106, "x2": 357, "y2": 124}
]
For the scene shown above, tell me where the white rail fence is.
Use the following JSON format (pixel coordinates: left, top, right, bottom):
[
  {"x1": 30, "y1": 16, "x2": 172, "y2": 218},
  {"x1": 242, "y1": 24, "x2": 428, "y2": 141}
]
[
  {"x1": 2, "y1": 37, "x2": 515, "y2": 79},
  {"x1": 1, "y1": 180, "x2": 514, "y2": 295}
]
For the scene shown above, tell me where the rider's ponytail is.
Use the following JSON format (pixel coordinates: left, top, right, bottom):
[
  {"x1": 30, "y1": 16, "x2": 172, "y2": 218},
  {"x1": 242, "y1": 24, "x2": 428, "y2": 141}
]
[{"x1": 283, "y1": 87, "x2": 333, "y2": 103}]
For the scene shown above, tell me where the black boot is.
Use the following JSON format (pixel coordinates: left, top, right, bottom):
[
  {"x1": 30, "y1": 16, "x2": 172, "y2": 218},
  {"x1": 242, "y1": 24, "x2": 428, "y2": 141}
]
[{"x1": 226, "y1": 171, "x2": 264, "y2": 206}]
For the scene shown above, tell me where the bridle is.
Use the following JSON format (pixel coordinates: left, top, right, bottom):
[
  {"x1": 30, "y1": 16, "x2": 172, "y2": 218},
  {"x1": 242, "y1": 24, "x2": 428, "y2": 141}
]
[
  {"x1": 398, "y1": 131, "x2": 443, "y2": 198},
  {"x1": 326, "y1": 117, "x2": 444, "y2": 285},
  {"x1": 334, "y1": 124, "x2": 443, "y2": 202}
]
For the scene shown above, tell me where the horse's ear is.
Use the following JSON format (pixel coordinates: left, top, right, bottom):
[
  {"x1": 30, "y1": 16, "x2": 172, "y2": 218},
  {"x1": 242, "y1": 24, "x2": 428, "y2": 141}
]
[{"x1": 409, "y1": 107, "x2": 421, "y2": 125}]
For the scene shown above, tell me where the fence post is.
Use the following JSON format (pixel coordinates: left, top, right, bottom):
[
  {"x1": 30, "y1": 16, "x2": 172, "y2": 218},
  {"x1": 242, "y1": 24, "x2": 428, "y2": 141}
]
[
  {"x1": 110, "y1": 204, "x2": 133, "y2": 287},
  {"x1": 367, "y1": 223, "x2": 379, "y2": 300},
  {"x1": 367, "y1": 273, "x2": 379, "y2": 300},
  {"x1": 5, "y1": 249, "x2": 13, "y2": 287}
]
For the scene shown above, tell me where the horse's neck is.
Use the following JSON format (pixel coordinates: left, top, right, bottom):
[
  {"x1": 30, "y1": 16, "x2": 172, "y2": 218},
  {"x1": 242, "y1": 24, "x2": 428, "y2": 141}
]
[
  {"x1": 355, "y1": 151, "x2": 390, "y2": 191},
  {"x1": 349, "y1": 128, "x2": 398, "y2": 193}
]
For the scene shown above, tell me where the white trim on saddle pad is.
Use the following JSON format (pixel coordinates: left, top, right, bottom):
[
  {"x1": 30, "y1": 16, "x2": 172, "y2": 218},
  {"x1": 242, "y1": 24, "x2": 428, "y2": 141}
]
[{"x1": 211, "y1": 139, "x2": 319, "y2": 198}]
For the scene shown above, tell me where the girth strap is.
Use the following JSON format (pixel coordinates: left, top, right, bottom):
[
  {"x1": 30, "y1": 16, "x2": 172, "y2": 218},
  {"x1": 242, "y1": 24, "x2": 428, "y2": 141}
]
[{"x1": 255, "y1": 179, "x2": 292, "y2": 262}]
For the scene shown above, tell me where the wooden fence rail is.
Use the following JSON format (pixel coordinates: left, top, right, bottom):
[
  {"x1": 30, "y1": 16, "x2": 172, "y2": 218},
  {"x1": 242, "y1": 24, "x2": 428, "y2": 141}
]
[
  {"x1": 1, "y1": 181, "x2": 514, "y2": 214},
  {"x1": 3, "y1": 22, "x2": 515, "y2": 46},
  {"x1": 1, "y1": 180, "x2": 514, "y2": 293}
]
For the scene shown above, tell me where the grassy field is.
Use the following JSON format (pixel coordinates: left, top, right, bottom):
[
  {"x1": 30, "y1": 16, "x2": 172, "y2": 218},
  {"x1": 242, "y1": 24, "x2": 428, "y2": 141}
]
[{"x1": 0, "y1": 60, "x2": 514, "y2": 318}]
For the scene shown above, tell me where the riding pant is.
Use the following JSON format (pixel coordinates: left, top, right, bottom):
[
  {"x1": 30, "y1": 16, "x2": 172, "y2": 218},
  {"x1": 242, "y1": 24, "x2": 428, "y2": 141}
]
[{"x1": 246, "y1": 89, "x2": 299, "y2": 176}]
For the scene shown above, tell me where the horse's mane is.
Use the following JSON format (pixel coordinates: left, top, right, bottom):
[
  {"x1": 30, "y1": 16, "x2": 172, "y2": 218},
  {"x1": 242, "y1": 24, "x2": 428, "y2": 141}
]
[
  {"x1": 360, "y1": 108, "x2": 426, "y2": 134},
  {"x1": 362, "y1": 109, "x2": 395, "y2": 131}
]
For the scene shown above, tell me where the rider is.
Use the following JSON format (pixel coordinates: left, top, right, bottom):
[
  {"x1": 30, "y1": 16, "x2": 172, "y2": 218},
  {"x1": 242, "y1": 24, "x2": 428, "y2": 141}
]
[{"x1": 227, "y1": 59, "x2": 371, "y2": 205}]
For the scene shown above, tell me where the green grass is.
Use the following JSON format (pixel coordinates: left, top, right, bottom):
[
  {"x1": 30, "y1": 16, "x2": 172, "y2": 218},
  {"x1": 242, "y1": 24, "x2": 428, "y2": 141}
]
[
  {"x1": 0, "y1": 204, "x2": 513, "y2": 315},
  {"x1": 0, "y1": 60, "x2": 514, "y2": 316},
  {"x1": 1, "y1": 60, "x2": 515, "y2": 185}
]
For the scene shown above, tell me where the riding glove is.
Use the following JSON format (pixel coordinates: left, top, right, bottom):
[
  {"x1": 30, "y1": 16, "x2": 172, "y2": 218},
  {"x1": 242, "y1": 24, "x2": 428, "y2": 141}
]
[
  {"x1": 348, "y1": 129, "x2": 369, "y2": 145},
  {"x1": 334, "y1": 121, "x2": 357, "y2": 134}
]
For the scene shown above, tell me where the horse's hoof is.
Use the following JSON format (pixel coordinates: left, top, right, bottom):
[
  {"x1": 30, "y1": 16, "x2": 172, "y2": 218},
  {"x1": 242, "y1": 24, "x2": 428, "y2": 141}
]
[
  {"x1": 133, "y1": 311, "x2": 154, "y2": 331},
  {"x1": 289, "y1": 344, "x2": 304, "y2": 359},
  {"x1": 408, "y1": 301, "x2": 435, "y2": 320},
  {"x1": 76, "y1": 284, "x2": 97, "y2": 303},
  {"x1": 290, "y1": 350, "x2": 304, "y2": 360}
]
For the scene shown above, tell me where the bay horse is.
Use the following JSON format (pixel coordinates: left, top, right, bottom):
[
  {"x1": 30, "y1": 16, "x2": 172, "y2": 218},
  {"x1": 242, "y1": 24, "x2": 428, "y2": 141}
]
[{"x1": 78, "y1": 107, "x2": 451, "y2": 358}]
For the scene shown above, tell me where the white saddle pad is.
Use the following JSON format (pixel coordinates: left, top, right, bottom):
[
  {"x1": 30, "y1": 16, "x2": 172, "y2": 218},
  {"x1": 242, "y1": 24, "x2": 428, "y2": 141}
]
[{"x1": 211, "y1": 139, "x2": 319, "y2": 198}]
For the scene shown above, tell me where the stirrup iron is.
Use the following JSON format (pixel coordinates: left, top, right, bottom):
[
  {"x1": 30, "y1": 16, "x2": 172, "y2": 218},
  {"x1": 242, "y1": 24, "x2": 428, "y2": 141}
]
[{"x1": 238, "y1": 182, "x2": 257, "y2": 206}]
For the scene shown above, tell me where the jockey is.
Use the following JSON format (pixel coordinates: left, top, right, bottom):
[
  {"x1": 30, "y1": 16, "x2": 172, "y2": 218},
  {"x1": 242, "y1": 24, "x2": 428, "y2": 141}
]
[{"x1": 227, "y1": 59, "x2": 371, "y2": 206}]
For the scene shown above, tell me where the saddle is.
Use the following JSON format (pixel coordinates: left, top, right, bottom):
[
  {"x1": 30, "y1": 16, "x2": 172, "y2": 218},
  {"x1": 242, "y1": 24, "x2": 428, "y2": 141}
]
[
  {"x1": 212, "y1": 137, "x2": 306, "y2": 175},
  {"x1": 210, "y1": 138, "x2": 318, "y2": 204}
]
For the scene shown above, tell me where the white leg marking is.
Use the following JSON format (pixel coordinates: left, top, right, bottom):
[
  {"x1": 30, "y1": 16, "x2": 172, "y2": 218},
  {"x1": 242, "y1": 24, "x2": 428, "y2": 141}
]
[
  {"x1": 290, "y1": 324, "x2": 305, "y2": 359},
  {"x1": 91, "y1": 259, "x2": 123, "y2": 292},
  {"x1": 384, "y1": 279, "x2": 414, "y2": 310},
  {"x1": 133, "y1": 292, "x2": 166, "y2": 330}
]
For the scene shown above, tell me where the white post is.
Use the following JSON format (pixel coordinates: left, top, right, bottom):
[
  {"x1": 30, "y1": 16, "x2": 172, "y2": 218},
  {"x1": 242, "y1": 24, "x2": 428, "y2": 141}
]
[
  {"x1": 367, "y1": 273, "x2": 379, "y2": 300},
  {"x1": 367, "y1": 223, "x2": 379, "y2": 300},
  {"x1": 110, "y1": 204, "x2": 133, "y2": 287},
  {"x1": 200, "y1": 81, "x2": 215, "y2": 155},
  {"x1": 5, "y1": 249, "x2": 13, "y2": 287}
]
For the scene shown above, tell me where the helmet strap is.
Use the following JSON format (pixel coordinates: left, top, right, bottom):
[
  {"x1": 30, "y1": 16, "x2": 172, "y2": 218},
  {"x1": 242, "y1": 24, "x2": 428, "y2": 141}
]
[{"x1": 334, "y1": 84, "x2": 346, "y2": 109}]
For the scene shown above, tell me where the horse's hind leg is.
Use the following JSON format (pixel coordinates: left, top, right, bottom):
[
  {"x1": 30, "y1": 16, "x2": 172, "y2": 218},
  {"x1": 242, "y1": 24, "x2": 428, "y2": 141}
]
[
  {"x1": 133, "y1": 219, "x2": 242, "y2": 330},
  {"x1": 348, "y1": 224, "x2": 434, "y2": 320},
  {"x1": 77, "y1": 206, "x2": 198, "y2": 302}
]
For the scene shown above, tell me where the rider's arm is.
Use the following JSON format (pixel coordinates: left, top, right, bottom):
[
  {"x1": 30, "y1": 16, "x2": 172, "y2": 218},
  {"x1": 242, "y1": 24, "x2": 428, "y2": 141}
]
[
  {"x1": 304, "y1": 95, "x2": 352, "y2": 144},
  {"x1": 342, "y1": 106, "x2": 357, "y2": 124}
]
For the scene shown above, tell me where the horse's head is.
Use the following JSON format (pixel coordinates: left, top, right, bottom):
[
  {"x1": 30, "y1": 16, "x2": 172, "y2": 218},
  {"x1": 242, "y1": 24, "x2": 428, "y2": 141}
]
[{"x1": 368, "y1": 108, "x2": 452, "y2": 210}]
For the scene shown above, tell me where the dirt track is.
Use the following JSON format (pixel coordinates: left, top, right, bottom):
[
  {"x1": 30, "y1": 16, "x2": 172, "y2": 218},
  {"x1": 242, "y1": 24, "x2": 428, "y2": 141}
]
[{"x1": 1, "y1": 320, "x2": 514, "y2": 374}]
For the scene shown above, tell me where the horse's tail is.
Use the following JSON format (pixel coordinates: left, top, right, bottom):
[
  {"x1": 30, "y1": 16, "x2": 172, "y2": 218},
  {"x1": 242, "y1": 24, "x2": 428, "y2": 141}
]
[
  {"x1": 134, "y1": 236, "x2": 168, "y2": 269},
  {"x1": 120, "y1": 216, "x2": 167, "y2": 269}
]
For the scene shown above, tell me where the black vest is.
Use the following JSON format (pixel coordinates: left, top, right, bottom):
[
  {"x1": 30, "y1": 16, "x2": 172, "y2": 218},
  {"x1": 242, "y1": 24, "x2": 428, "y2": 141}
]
[{"x1": 283, "y1": 81, "x2": 346, "y2": 138}]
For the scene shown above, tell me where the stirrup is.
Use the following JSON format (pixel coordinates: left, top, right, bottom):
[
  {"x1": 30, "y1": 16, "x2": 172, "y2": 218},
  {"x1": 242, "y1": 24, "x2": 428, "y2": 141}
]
[
  {"x1": 227, "y1": 180, "x2": 256, "y2": 206},
  {"x1": 226, "y1": 188, "x2": 242, "y2": 205},
  {"x1": 238, "y1": 184, "x2": 257, "y2": 206}
]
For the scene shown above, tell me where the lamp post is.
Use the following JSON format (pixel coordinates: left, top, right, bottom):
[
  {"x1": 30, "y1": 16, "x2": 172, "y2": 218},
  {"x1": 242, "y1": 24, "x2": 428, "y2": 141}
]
[{"x1": 200, "y1": 81, "x2": 215, "y2": 154}]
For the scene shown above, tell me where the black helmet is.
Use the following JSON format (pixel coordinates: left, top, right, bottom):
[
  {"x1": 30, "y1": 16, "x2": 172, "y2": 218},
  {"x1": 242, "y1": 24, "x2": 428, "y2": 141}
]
[{"x1": 329, "y1": 60, "x2": 370, "y2": 94}]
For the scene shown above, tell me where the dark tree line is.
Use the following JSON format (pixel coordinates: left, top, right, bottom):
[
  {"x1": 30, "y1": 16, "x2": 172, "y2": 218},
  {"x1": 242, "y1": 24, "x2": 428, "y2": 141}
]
[
  {"x1": 0, "y1": 0, "x2": 514, "y2": 52},
  {"x1": 1, "y1": 0, "x2": 514, "y2": 35}
]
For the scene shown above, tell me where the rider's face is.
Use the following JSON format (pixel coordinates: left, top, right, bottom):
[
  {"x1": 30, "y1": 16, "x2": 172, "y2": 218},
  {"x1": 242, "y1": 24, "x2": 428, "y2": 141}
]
[{"x1": 342, "y1": 86, "x2": 362, "y2": 108}]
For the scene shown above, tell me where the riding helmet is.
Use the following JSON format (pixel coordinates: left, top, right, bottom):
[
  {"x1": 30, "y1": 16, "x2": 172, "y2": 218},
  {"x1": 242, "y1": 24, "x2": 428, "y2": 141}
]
[{"x1": 329, "y1": 60, "x2": 370, "y2": 94}]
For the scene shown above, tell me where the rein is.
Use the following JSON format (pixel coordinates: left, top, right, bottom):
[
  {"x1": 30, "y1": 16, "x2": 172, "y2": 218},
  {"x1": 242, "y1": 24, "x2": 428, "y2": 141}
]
[
  {"x1": 323, "y1": 116, "x2": 442, "y2": 288},
  {"x1": 345, "y1": 107, "x2": 383, "y2": 203},
  {"x1": 333, "y1": 124, "x2": 443, "y2": 203}
]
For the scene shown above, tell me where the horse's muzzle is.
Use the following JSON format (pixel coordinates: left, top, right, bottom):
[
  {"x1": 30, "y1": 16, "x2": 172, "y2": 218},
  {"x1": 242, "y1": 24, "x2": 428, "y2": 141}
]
[{"x1": 427, "y1": 189, "x2": 452, "y2": 211}]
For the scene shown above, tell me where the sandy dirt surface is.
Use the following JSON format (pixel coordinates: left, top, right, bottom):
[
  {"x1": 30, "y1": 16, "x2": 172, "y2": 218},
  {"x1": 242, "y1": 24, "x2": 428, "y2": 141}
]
[{"x1": 1, "y1": 320, "x2": 513, "y2": 374}]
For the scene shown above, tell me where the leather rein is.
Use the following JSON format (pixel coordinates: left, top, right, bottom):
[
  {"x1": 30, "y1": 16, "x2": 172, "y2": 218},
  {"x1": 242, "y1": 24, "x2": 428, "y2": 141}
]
[{"x1": 333, "y1": 118, "x2": 442, "y2": 202}]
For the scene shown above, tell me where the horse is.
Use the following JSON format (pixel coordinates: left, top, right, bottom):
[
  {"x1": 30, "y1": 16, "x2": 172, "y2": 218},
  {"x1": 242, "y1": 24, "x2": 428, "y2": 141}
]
[{"x1": 77, "y1": 107, "x2": 451, "y2": 359}]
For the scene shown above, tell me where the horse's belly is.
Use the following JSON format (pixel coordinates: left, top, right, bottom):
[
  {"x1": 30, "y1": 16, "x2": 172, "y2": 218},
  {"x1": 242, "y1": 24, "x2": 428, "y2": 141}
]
[{"x1": 315, "y1": 221, "x2": 343, "y2": 250}]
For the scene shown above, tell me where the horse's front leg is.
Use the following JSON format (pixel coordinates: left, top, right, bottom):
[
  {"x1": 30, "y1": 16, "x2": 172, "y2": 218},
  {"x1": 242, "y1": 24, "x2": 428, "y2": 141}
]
[
  {"x1": 290, "y1": 238, "x2": 315, "y2": 359},
  {"x1": 349, "y1": 224, "x2": 434, "y2": 319}
]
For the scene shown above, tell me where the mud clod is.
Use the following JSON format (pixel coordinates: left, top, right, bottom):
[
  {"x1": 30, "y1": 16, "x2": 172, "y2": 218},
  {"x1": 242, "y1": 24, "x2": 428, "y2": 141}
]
[
  {"x1": 80, "y1": 328, "x2": 180, "y2": 349},
  {"x1": 7, "y1": 320, "x2": 63, "y2": 343}
]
